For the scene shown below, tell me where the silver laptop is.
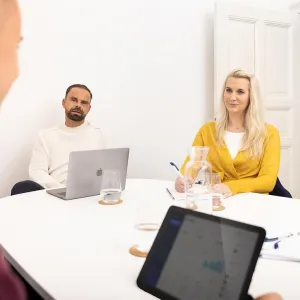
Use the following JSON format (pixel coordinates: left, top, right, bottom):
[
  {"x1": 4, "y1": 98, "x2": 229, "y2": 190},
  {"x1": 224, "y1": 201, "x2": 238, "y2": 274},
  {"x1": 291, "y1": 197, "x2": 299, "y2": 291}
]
[{"x1": 46, "y1": 148, "x2": 129, "y2": 200}]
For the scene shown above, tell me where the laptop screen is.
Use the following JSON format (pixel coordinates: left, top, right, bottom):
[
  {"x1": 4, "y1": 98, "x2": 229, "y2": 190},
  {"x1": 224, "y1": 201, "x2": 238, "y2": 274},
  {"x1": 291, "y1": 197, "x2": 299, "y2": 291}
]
[{"x1": 138, "y1": 209, "x2": 264, "y2": 300}]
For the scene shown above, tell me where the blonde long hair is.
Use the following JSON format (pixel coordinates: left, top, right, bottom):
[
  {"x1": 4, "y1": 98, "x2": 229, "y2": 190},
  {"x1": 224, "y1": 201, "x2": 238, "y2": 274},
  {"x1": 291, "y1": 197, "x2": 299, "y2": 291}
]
[{"x1": 215, "y1": 69, "x2": 267, "y2": 159}]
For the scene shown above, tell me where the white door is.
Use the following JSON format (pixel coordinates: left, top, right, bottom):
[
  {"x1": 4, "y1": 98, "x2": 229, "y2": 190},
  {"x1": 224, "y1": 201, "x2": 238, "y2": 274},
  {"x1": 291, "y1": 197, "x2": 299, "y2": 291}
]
[{"x1": 214, "y1": 3, "x2": 300, "y2": 197}]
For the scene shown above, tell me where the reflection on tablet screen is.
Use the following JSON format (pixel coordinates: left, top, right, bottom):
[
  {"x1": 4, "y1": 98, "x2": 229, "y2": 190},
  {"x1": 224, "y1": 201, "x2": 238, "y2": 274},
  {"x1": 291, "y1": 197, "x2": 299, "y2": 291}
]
[{"x1": 143, "y1": 214, "x2": 259, "y2": 300}]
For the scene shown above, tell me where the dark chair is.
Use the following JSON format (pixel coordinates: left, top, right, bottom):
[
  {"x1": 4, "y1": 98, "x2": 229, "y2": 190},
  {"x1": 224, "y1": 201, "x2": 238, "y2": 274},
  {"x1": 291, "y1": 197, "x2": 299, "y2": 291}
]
[
  {"x1": 11, "y1": 180, "x2": 44, "y2": 196},
  {"x1": 269, "y1": 177, "x2": 292, "y2": 198}
]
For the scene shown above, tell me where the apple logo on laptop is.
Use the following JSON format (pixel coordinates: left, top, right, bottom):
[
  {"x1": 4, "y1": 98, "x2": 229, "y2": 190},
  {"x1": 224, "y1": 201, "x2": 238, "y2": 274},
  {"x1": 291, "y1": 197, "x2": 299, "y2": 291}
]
[{"x1": 96, "y1": 168, "x2": 103, "y2": 176}]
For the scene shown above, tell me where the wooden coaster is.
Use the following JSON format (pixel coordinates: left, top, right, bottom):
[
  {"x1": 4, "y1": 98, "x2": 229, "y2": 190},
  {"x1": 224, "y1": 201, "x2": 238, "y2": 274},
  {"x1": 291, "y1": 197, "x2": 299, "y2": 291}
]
[
  {"x1": 129, "y1": 245, "x2": 148, "y2": 258},
  {"x1": 187, "y1": 204, "x2": 225, "y2": 211},
  {"x1": 187, "y1": 203, "x2": 198, "y2": 210},
  {"x1": 98, "y1": 199, "x2": 123, "y2": 205},
  {"x1": 213, "y1": 205, "x2": 225, "y2": 211},
  {"x1": 135, "y1": 223, "x2": 160, "y2": 231}
]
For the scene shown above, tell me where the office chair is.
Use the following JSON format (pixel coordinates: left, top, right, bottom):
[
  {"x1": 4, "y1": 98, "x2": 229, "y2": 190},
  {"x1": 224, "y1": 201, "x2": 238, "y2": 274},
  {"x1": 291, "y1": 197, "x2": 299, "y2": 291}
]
[{"x1": 269, "y1": 177, "x2": 292, "y2": 198}]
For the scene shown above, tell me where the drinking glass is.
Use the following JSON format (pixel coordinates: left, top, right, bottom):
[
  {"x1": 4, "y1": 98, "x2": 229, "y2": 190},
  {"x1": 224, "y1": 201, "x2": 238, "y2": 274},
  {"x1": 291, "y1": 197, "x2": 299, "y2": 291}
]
[
  {"x1": 211, "y1": 173, "x2": 223, "y2": 208},
  {"x1": 130, "y1": 199, "x2": 162, "y2": 257},
  {"x1": 100, "y1": 169, "x2": 122, "y2": 203}
]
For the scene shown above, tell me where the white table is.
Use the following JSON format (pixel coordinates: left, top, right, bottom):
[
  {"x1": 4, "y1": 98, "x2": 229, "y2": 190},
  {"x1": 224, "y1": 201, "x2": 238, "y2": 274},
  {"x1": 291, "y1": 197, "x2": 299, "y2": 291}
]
[{"x1": 0, "y1": 178, "x2": 299, "y2": 299}]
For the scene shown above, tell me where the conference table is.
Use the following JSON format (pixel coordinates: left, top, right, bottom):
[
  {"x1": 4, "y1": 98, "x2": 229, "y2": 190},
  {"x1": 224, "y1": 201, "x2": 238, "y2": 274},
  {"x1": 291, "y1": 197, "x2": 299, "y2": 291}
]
[{"x1": 0, "y1": 178, "x2": 299, "y2": 299}]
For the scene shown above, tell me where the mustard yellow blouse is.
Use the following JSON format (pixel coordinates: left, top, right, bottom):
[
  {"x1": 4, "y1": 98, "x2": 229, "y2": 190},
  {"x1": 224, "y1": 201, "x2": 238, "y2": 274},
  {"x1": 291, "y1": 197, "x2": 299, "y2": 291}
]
[{"x1": 180, "y1": 121, "x2": 280, "y2": 195}]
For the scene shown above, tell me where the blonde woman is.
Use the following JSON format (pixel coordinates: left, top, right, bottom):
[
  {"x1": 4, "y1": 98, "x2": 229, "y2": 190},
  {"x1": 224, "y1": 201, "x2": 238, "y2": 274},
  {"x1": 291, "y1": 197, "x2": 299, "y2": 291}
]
[{"x1": 175, "y1": 69, "x2": 280, "y2": 198}]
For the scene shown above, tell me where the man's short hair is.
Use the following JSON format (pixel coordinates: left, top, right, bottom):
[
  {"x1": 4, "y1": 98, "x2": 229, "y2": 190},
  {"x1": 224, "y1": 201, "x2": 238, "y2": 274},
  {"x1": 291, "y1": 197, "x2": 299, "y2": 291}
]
[{"x1": 65, "y1": 84, "x2": 93, "y2": 100}]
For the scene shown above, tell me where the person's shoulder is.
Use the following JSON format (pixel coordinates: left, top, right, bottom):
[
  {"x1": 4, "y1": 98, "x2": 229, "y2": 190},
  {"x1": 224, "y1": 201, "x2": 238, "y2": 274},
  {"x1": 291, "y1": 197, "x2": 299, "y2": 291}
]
[
  {"x1": 265, "y1": 123, "x2": 279, "y2": 135},
  {"x1": 37, "y1": 126, "x2": 61, "y2": 138},
  {"x1": 86, "y1": 121, "x2": 102, "y2": 131},
  {"x1": 85, "y1": 121, "x2": 104, "y2": 136},
  {"x1": 199, "y1": 121, "x2": 216, "y2": 133},
  {"x1": 86, "y1": 122, "x2": 101, "y2": 130}
]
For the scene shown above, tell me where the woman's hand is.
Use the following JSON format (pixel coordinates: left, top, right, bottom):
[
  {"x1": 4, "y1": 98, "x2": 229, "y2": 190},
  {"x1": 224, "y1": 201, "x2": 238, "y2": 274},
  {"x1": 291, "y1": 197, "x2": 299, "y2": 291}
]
[
  {"x1": 175, "y1": 176, "x2": 185, "y2": 193},
  {"x1": 175, "y1": 176, "x2": 201, "y2": 193},
  {"x1": 176, "y1": 178, "x2": 233, "y2": 198},
  {"x1": 214, "y1": 183, "x2": 232, "y2": 198}
]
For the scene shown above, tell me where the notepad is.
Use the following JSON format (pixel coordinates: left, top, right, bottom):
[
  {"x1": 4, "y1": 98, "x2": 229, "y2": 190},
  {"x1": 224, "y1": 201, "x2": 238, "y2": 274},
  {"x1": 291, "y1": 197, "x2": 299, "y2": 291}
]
[
  {"x1": 261, "y1": 231, "x2": 300, "y2": 262},
  {"x1": 166, "y1": 188, "x2": 185, "y2": 200}
]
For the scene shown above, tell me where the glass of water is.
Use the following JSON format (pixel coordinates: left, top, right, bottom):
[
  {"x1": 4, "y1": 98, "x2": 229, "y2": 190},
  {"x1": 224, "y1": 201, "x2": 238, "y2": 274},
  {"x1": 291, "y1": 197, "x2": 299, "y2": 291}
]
[
  {"x1": 130, "y1": 200, "x2": 161, "y2": 257},
  {"x1": 100, "y1": 169, "x2": 122, "y2": 203},
  {"x1": 211, "y1": 173, "x2": 223, "y2": 208}
]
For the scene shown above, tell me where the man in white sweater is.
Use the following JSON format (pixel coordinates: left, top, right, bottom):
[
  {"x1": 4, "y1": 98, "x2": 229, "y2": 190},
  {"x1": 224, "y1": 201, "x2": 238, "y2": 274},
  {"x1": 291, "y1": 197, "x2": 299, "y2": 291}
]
[{"x1": 11, "y1": 84, "x2": 105, "y2": 194}]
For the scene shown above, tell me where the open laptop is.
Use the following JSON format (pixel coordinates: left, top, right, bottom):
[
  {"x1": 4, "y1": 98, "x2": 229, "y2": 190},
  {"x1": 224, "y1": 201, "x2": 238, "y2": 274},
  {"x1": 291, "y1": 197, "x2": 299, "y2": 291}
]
[
  {"x1": 137, "y1": 206, "x2": 265, "y2": 300},
  {"x1": 46, "y1": 148, "x2": 129, "y2": 200}
]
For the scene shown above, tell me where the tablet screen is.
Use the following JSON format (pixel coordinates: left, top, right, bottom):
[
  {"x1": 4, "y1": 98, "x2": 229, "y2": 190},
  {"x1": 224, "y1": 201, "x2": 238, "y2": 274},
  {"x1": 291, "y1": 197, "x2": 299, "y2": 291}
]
[{"x1": 138, "y1": 209, "x2": 264, "y2": 300}]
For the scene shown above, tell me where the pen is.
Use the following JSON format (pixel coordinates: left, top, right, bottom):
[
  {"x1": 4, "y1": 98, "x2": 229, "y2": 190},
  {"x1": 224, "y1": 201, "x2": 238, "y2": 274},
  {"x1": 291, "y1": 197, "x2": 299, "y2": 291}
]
[
  {"x1": 166, "y1": 188, "x2": 175, "y2": 200},
  {"x1": 265, "y1": 232, "x2": 300, "y2": 242},
  {"x1": 170, "y1": 162, "x2": 184, "y2": 178}
]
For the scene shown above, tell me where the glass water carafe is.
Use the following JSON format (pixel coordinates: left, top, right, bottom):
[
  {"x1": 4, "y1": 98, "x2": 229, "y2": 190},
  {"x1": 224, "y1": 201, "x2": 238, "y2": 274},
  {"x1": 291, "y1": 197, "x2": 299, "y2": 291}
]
[{"x1": 184, "y1": 146, "x2": 213, "y2": 214}]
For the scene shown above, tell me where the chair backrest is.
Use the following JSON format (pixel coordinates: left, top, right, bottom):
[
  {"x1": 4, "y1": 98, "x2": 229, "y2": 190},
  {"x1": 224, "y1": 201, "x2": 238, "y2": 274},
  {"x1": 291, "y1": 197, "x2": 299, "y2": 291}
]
[{"x1": 269, "y1": 177, "x2": 292, "y2": 198}]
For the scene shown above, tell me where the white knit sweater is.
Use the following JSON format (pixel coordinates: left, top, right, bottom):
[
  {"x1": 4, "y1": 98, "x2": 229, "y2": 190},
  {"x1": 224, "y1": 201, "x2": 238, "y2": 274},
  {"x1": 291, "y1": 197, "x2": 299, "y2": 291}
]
[{"x1": 29, "y1": 120, "x2": 105, "y2": 189}]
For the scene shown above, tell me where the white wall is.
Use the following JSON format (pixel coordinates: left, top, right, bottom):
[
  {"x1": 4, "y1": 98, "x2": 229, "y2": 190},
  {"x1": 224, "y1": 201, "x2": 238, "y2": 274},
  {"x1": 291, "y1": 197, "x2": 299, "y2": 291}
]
[{"x1": 0, "y1": 0, "x2": 294, "y2": 197}]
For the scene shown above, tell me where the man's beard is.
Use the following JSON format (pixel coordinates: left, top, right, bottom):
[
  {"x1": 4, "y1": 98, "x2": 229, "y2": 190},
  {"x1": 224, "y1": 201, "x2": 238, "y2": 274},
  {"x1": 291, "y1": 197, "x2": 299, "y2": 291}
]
[{"x1": 66, "y1": 107, "x2": 86, "y2": 122}]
